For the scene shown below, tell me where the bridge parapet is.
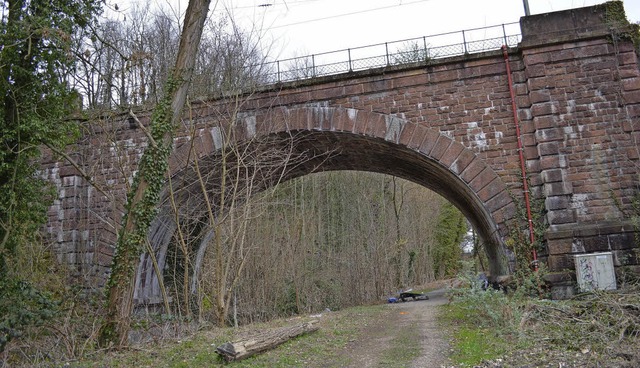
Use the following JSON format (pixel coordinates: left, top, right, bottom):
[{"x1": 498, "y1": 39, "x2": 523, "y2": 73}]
[
  {"x1": 261, "y1": 22, "x2": 521, "y2": 83},
  {"x1": 520, "y1": 1, "x2": 637, "y2": 47}
]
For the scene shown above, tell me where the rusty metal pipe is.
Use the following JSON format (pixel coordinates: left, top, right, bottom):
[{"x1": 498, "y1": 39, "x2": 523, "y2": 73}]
[{"x1": 502, "y1": 45, "x2": 538, "y2": 270}]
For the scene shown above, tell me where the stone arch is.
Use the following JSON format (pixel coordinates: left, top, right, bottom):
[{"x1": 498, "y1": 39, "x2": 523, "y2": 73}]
[{"x1": 133, "y1": 106, "x2": 518, "y2": 304}]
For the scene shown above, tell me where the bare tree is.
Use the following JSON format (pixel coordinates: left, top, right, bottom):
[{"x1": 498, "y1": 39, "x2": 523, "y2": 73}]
[
  {"x1": 191, "y1": 15, "x2": 270, "y2": 96},
  {"x1": 150, "y1": 103, "x2": 337, "y2": 325},
  {"x1": 213, "y1": 172, "x2": 451, "y2": 324},
  {"x1": 392, "y1": 40, "x2": 434, "y2": 65},
  {"x1": 99, "y1": 0, "x2": 212, "y2": 348}
]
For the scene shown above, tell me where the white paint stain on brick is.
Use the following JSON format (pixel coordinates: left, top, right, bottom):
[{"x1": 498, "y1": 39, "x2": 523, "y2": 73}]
[
  {"x1": 310, "y1": 105, "x2": 332, "y2": 130},
  {"x1": 347, "y1": 108, "x2": 358, "y2": 121},
  {"x1": 473, "y1": 131, "x2": 488, "y2": 149},
  {"x1": 464, "y1": 121, "x2": 493, "y2": 149},
  {"x1": 572, "y1": 239, "x2": 586, "y2": 253},
  {"x1": 86, "y1": 187, "x2": 92, "y2": 214},
  {"x1": 62, "y1": 176, "x2": 81, "y2": 187},
  {"x1": 245, "y1": 114, "x2": 257, "y2": 137},
  {"x1": 47, "y1": 164, "x2": 61, "y2": 188},
  {"x1": 558, "y1": 155, "x2": 567, "y2": 168},
  {"x1": 56, "y1": 198, "x2": 64, "y2": 221},
  {"x1": 385, "y1": 115, "x2": 405, "y2": 143},
  {"x1": 210, "y1": 127, "x2": 223, "y2": 149},
  {"x1": 571, "y1": 193, "x2": 589, "y2": 216},
  {"x1": 441, "y1": 130, "x2": 454, "y2": 139}
]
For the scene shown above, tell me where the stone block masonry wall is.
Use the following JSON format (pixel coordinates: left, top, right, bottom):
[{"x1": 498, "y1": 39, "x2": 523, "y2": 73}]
[
  {"x1": 518, "y1": 3, "x2": 640, "y2": 296},
  {"x1": 235, "y1": 53, "x2": 528, "y2": 244},
  {"x1": 41, "y1": 118, "x2": 151, "y2": 287},
  {"x1": 40, "y1": 3, "x2": 640, "y2": 297},
  {"x1": 40, "y1": 111, "x2": 241, "y2": 288},
  {"x1": 522, "y1": 38, "x2": 638, "y2": 225}
]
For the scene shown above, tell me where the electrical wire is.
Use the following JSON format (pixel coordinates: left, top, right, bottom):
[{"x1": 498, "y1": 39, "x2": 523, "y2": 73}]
[
  {"x1": 226, "y1": 0, "x2": 320, "y2": 10},
  {"x1": 268, "y1": 0, "x2": 435, "y2": 29}
]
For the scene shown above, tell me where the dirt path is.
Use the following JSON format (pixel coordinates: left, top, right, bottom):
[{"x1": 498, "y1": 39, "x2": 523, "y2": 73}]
[{"x1": 340, "y1": 289, "x2": 451, "y2": 367}]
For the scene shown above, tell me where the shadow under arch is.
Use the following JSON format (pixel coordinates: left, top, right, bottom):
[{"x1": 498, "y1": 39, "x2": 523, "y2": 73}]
[{"x1": 134, "y1": 106, "x2": 517, "y2": 304}]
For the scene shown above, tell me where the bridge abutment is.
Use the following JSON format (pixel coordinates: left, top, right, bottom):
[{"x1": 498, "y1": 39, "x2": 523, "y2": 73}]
[{"x1": 518, "y1": 1, "x2": 640, "y2": 297}]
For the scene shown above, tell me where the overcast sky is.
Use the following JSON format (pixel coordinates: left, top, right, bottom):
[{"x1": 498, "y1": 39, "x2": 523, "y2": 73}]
[
  {"x1": 227, "y1": 0, "x2": 640, "y2": 58},
  {"x1": 112, "y1": 0, "x2": 640, "y2": 60}
]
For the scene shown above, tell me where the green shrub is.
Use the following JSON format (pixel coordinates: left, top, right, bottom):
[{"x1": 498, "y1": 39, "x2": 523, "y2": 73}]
[{"x1": 0, "y1": 279, "x2": 58, "y2": 352}]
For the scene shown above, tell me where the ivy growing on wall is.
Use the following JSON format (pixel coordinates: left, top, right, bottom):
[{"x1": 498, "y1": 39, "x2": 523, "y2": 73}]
[{"x1": 0, "y1": 0, "x2": 100, "y2": 352}]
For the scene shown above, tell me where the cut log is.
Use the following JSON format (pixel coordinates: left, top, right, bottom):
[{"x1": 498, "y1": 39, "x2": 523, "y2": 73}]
[{"x1": 215, "y1": 320, "x2": 319, "y2": 362}]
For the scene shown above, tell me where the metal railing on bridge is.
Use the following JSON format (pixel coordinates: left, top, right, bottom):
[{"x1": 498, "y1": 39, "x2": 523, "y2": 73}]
[
  {"x1": 262, "y1": 22, "x2": 521, "y2": 84},
  {"x1": 87, "y1": 23, "x2": 522, "y2": 108}
]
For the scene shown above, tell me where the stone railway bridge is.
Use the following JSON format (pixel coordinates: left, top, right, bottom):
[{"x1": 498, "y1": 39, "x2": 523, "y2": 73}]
[{"x1": 42, "y1": 4, "x2": 640, "y2": 301}]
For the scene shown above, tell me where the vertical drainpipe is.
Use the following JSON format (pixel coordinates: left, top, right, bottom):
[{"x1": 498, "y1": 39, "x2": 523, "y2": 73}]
[{"x1": 502, "y1": 45, "x2": 538, "y2": 270}]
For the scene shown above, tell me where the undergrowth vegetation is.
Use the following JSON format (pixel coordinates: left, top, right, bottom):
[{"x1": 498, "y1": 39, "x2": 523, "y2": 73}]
[
  {"x1": 24, "y1": 305, "x2": 394, "y2": 368},
  {"x1": 443, "y1": 268, "x2": 640, "y2": 367}
]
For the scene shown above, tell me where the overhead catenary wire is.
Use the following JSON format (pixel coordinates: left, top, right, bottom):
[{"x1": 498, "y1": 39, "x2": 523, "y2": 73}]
[{"x1": 267, "y1": 0, "x2": 435, "y2": 29}]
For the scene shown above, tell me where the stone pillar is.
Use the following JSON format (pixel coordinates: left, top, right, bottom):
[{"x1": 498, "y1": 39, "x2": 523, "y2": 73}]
[{"x1": 519, "y1": 2, "x2": 640, "y2": 298}]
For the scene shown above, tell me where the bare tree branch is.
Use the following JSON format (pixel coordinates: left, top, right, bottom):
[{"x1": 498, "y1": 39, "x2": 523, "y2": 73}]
[{"x1": 43, "y1": 142, "x2": 113, "y2": 201}]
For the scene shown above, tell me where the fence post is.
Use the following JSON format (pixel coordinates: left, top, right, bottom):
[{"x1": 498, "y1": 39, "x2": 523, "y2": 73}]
[
  {"x1": 348, "y1": 48, "x2": 352, "y2": 72},
  {"x1": 312, "y1": 54, "x2": 316, "y2": 77},
  {"x1": 462, "y1": 30, "x2": 468, "y2": 54},
  {"x1": 423, "y1": 36, "x2": 429, "y2": 61},
  {"x1": 385, "y1": 43, "x2": 390, "y2": 66},
  {"x1": 502, "y1": 24, "x2": 508, "y2": 47},
  {"x1": 277, "y1": 61, "x2": 281, "y2": 82}
]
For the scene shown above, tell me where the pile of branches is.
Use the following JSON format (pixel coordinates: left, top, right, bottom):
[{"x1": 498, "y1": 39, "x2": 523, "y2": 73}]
[{"x1": 519, "y1": 283, "x2": 640, "y2": 363}]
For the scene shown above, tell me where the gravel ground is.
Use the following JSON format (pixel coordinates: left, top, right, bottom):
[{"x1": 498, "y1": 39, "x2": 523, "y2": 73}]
[
  {"x1": 340, "y1": 289, "x2": 451, "y2": 367},
  {"x1": 341, "y1": 286, "x2": 640, "y2": 368}
]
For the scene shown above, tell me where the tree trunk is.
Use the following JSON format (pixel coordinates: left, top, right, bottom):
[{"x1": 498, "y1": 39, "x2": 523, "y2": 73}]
[
  {"x1": 99, "y1": 0, "x2": 212, "y2": 348},
  {"x1": 215, "y1": 321, "x2": 319, "y2": 362}
]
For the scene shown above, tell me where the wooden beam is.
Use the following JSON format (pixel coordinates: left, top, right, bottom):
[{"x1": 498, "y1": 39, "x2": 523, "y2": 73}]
[{"x1": 216, "y1": 320, "x2": 319, "y2": 362}]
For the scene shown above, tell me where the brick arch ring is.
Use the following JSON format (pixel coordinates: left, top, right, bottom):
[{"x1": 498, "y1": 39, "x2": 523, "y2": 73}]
[{"x1": 133, "y1": 105, "x2": 518, "y2": 304}]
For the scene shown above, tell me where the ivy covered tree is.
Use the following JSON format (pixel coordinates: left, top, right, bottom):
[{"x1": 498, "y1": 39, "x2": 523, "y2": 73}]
[
  {"x1": 99, "y1": 0, "x2": 212, "y2": 349},
  {"x1": 0, "y1": 0, "x2": 101, "y2": 352}
]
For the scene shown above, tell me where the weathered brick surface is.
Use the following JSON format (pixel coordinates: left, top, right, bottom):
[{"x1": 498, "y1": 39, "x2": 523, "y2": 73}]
[
  {"x1": 439, "y1": 142, "x2": 465, "y2": 168},
  {"x1": 41, "y1": 4, "x2": 640, "y2": 298}
]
